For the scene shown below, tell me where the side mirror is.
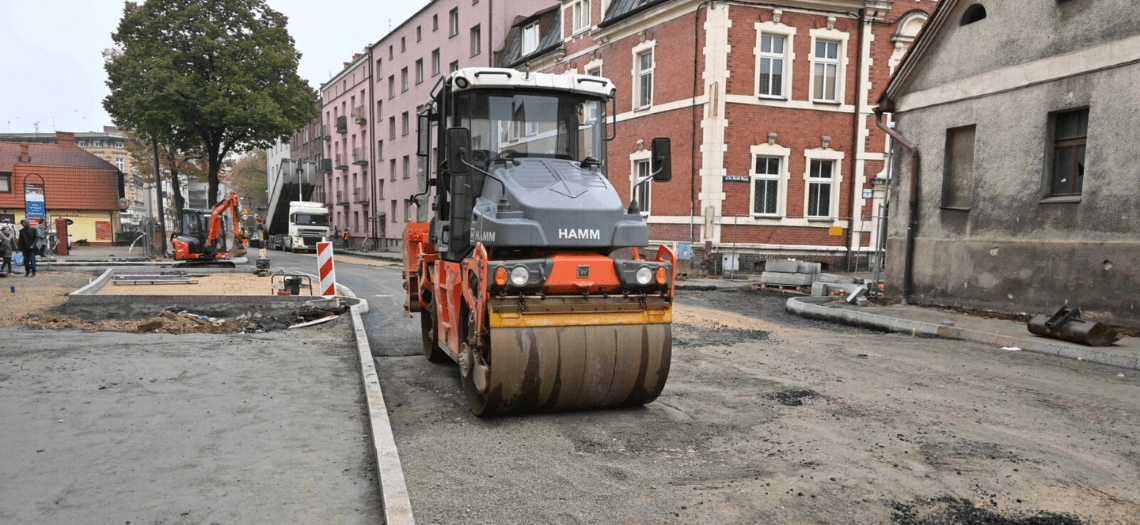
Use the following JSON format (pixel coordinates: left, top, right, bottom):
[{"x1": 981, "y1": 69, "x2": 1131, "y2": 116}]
[
  {"x1": 651, "y1": 137, "x2": 671, "y2": 182},
  {"x1": 446, "y1": 127, "x2": 471, "y2": 176}
]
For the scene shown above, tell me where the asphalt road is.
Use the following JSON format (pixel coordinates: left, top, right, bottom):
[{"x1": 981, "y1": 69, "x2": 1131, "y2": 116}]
[{"x1": 264, "y1": 249, "x2": 421, "y2": 356}]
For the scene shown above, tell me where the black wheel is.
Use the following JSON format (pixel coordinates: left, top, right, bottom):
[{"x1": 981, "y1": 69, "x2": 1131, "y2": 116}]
[{"x1": 420, "y1": 304, "x2": 447, "y2": 363}]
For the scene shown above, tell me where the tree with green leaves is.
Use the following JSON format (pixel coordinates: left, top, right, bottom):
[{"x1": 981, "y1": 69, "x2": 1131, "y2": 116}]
[
  {"x1": 103, "y1": 0, "x2": 317, "y2": 208},
  {"x1": 123, "y1": 130, "x2": 211, "y2": 229},
  {"x1": 225, "y1": 150, "x2": 269, "y2": 211}
]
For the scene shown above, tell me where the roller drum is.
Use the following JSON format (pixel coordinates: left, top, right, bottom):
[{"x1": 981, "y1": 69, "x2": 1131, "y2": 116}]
[{"x1": 465, "y1": 323, "x2": 671, "y2": 415}]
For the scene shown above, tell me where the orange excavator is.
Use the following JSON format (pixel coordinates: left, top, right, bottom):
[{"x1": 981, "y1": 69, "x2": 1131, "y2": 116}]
[{"x1": 172, "y1": 191, "x2": 248, "y2": 268}]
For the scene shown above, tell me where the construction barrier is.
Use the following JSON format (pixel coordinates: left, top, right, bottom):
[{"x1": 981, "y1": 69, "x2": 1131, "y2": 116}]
[{"x1": 317, "y1": 241, "x2": 336, "y2": 296}]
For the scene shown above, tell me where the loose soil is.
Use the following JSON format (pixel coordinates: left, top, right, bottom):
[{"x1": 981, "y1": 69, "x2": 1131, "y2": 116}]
[{"x1": 379, "y1": 287, "x2": 1140, "y2": 525}]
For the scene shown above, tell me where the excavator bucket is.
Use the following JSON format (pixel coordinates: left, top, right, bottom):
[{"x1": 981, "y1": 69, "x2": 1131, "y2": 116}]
[{"x1": 1027, "y1": 306, "x2": 1124, "y2": 347}]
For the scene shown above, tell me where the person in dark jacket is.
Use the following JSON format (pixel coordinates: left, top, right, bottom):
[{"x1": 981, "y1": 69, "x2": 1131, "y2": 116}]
[
  {"x1": 0, "y1": 224, "x2": 15, "y2": 276},
  {"x1": 17, "y1": 219, "x2": 39, "y2": 277}
]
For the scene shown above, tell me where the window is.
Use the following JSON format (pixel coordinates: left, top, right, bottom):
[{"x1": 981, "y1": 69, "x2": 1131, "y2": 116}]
[
  {"x1": 943, "y1": 125, "x2": 976, "y2": 208},
  {"x1": 522, "y1": 23, "x2": 539, "y2": 55},
  {"x1": 401, "y1": 37, "x2": 405, "y2": 52},
  {"x1": 401, "y1": 67, "x2": 408, "y2": 91},
  {"x1": 449, "y1": 60, "x2": 460, "y2": 73},
  {"x1": 389, "y1": 116, "x2": 396, "y2": 139},
  {"x1": 115, "y1": 141, "x2": 124, "y2": 148},
  {"x1": 378, "y1": 139, "x2": 384, "y2": 160},
  {"x1": 571, "y1": 0, "x2": 591, "y2": 33},
  {"x1": 376, "y1": 100, "x2": 382, "y2": 118},
  {"x1": 753, "y1": 157, "x2": 781, "y2": 215},
  {"x1": 433, "y1": 14, "x2": 438, "y2": 31},
  {"x1": 376, "y1": 58, "x2": 382, "y2": 74},
  {"x1": 404, "y1": 200, "x2": 412, "y2": 222},
  {"x1": 807, "y1": 160, "x2": 834, "y2": 218},
  {"x1": 961, "y1": 4, "x2": 987, "y2": 25},
  {"x1": 813, "y1": 40, "x2": 840, "y2": 102},
  {"x1": 758, "y1": 35, "x2": 786, "y2": 98},
  {"x1": 389, "y1": 46, "x2": 393, "y2": 60},
  {"x1": 391, "y1": 200, "x2": 397, "y2": 222},
  {"x1": 632, "y1": 160, "x2": 651, "y2": 216},
  {"x1": 78, "y1": 140, "x2": 86, "y2": 147},
  {"x1": 415, "y1": 59, "x2": 424, "y2": 84},
  {"x1": 470, "y1": 25, "x2": 481, "y2": 56},
  {"x1": 449, "y1": 8, "x2": 459, "y2": 37},
  {"x1": 390, "y1": 159, "x2": 397, "y2": 181},
  {"x1": 403, "y1": 155, "x2": 410, "y2": 179},
  {"x1": 115, "y1": 157, "x2": 125, "y2": 172},
  {"x1": 388, "y1": 76, "x2": 395, "y2": 98},
  {"x1": 92, "y1": 140, "x2": 102, "y2": 147},
  {"x1": 586, "y1": 66, "x2": 601, "y2": 77},
  {"x1": 378, "y1": 179, "x2": 384, "y2": 199},
  {"x1": 636, "y1": 49, "x2": 654, "y2": 109},
  {"x1": 416, "y1": 26, "x2": 421, "y2": 42},
  {"x1": 431, "y1": 49, "x2": 441, "y2": 76},
  {"x1": 0, "y1": 173, "x2": 11, "y2": 193},
  {"x1": 402, "y1": 112, "x2": 409, "y2": 136},
  {"x1": 1049, "y1": 108, "x2": 1088, "y2": 196}
]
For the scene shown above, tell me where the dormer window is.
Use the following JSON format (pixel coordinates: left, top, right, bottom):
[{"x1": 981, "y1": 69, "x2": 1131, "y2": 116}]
[
  {"x1": 522, "y1": 23, "x2": 539, "y2": 55},
  {"x1": 961, "y1": 4, "x2": 986, "y2": 25}
]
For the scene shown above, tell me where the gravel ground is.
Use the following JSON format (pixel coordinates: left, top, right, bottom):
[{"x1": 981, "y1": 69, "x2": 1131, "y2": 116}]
[
  {"x1": 0, "y1": 320, "x2": 383, "y2": 525},
  {"x1": 377, "y1": 287, "x2": 1140, "y2": 524}
]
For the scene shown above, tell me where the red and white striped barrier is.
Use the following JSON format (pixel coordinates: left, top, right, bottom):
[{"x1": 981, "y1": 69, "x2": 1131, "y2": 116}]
[{"x1": 316, "y1": 242, "x2": 337, "y2": 296}]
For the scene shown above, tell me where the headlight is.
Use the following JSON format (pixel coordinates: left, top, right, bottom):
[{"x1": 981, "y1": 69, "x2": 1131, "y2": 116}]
[
  {"x1": 510, "y1": 266, "x2": 530, "y2": 286},
  {"x1": 635, "y1": 267, "x2": 653, "y2": 285},
  {"x1": 454, "y1": 76, "x2": 469, "y2": 89}
]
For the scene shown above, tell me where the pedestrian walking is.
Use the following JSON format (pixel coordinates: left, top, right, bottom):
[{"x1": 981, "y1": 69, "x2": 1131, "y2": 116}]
[
  {"x1": 16, "y1": 219, "x2": 39, "y2": 277},
  {"x1": 0, "y1": 224, "x2": 16, "y2": 276},
  {"x1": 341, "y1": 229, "x2": 351, "y2": 249}
]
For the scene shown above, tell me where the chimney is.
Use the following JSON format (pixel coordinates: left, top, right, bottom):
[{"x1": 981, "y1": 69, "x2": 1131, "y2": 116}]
[
  {"x1": 352, "y1": 53, "x2": 361, "y2": 61},
  {"x1": 18, "y1": 144, "x2": 30, "y2": 163},
  {"x1": 56, "y1": 131, "x2": 76, "y2": 146}
]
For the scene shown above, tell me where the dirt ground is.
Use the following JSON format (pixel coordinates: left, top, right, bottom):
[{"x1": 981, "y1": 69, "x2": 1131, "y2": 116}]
[
  {"x1": 379, "y1": 288, "x2": 1140, "y2": 525},
  {"x1": 0, "y1": 270, "x2": 339, "y2": 333}
]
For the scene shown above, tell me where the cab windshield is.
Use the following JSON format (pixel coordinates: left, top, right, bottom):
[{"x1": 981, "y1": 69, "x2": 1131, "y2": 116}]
[
  {"x1": 451, "y1": 89, "x2": 606, "y2": 163},
  {"x1": 295, "y1": 213, "x2": 329, "y2": 227}
]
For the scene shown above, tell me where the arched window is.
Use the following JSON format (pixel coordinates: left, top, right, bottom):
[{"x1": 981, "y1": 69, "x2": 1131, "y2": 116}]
[{"x1": 961, "y1": 4, "x2": 987, "y2": 25}]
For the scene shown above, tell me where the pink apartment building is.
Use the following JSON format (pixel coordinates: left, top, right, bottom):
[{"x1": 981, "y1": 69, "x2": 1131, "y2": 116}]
[{"x1": 319, "y1": 0, "x2": 555, "y2": 248}]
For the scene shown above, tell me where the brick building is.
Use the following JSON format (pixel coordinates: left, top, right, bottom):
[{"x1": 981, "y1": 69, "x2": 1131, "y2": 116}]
[
  {"x1": 498, "y1": 0, "x2": 938, "y2": 274},
  {"x1": 0, "y1": 132, "x2": 125, "y2": 244}
]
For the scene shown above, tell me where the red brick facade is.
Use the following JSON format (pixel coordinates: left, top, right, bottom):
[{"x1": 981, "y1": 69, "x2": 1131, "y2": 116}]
[{"x1": 520, "y1": 0, "x2": 937, "y2": 272}]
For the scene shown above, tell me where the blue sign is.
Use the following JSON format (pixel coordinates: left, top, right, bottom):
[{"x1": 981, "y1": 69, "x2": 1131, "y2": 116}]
[
  {"x1": 25, "y1": 182, "x2": 46, "y2": 220},
  {"x1": 677, "y1": 243, "x2": 693, "y2": 260},
  {"x1": 723, "y1": 175, "x2": 750, "y2": 183},
  {"x1": 26, "y1": 200, "x2": 45, "y2": 218}
]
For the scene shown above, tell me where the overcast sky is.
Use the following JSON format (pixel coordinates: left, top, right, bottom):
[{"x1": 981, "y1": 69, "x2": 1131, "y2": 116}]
[{"x1": 0, "y1": 0, "x2": 429, "y2": 134}]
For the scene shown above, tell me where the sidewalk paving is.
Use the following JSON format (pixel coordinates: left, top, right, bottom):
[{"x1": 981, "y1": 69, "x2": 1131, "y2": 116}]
[{"x1": 787, "y1": 295, "x2": 1140, "y2": 371}]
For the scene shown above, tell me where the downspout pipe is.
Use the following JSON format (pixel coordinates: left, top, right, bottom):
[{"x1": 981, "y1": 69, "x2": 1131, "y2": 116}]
[
  {"x1": 846, "y1": 8, "x2": 865, "y2": 271},
  {"x1": 873, "y1": 107, "x2": 918, "y2": 303}
]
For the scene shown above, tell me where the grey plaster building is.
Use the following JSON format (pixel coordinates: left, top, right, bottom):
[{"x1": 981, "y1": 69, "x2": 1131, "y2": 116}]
[{"x1": 878, "y1": 0, "x2": 1140, "y2": 328}]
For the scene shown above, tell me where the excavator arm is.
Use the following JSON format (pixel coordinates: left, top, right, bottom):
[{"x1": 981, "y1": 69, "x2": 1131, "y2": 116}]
[{"x1": 207, "y1": 192, "x2": 248, "y2": 256}]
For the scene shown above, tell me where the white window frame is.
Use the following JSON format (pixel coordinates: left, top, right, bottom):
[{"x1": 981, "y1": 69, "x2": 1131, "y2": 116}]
[
  {"x1": 808, "y1": 27, "x2": 849, "y2": 105},
  {"x1": 401, "y1": 67, "x2": 408, "y2": 91},
  {"x1": 749, "y1": 142, "x2": 790, "y2": 218},
  {"x1": 570, "y1": 0, "x2": 591, "y2": 35},
  {"x1": 115, "y1": 157, "x2": 126, "y2": 172},
  {"x1": 802, "y1": 146, "x2": 845, "y2": 221},
  {"x1": 431, "y1": 49, "x2": 441, "y2": 76},
  {"x1": 754, "y1": 20, "x2": 796, "y2": 100},
  {"x1": 449, "y1": 8, "x2": 459, "y2": 37},
  {"x1": 632, "y1": 40, "x2": 656, "y2": 110},
  {"x1": 415, "y1": 59, "x2": 423, "y2": 84},
  {"x1": 629, "y1": 149, "x2": 652, "y2": 217},
  {"x1": 522, "y1": 23, "x2": 540, "y2": 55},
  {"x1": 470, "y1": 25, "x2": 481, "y2": 56}
]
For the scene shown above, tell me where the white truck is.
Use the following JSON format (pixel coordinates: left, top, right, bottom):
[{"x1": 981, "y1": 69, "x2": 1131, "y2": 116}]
[{"x1": 263, "y1": 159, "x2": 330, "y2": 252}]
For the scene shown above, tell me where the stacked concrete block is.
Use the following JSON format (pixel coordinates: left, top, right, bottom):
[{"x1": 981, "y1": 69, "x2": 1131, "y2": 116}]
[{"x1": 761, "y1": 259, "x2": 819, "y2": 287}]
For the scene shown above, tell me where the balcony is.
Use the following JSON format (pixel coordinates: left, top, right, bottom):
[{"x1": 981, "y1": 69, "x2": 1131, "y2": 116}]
[
  {"x1": 353, "y1": 147, "x2": 368, "y2": 165},
  {"x1": 354, "y1": 187, "x2": 370, "y2": 203},
  {"x1": 335, "y1": 153, "x2": 348, "y2": 170},
  {"x1": 318, "y1": 123, "x2": 330, "y2": 141},
  {"x1": 319, "y1": 158, "x2": 332, "y2": 173},
  {"x1": 353, "y1": 106, "x2": 366, "y2": 124},
  {"x1": 336, "y1": 115, "x2": 347, "y2": 134},
  {"x1": 336, "y1": 190, "x2": 349, "y2": 206}
]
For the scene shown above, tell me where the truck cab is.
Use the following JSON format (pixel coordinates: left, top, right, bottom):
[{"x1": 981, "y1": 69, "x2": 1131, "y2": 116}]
[{"x1": 283, "y1": 201, "x2": 330, "y2": 252}]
